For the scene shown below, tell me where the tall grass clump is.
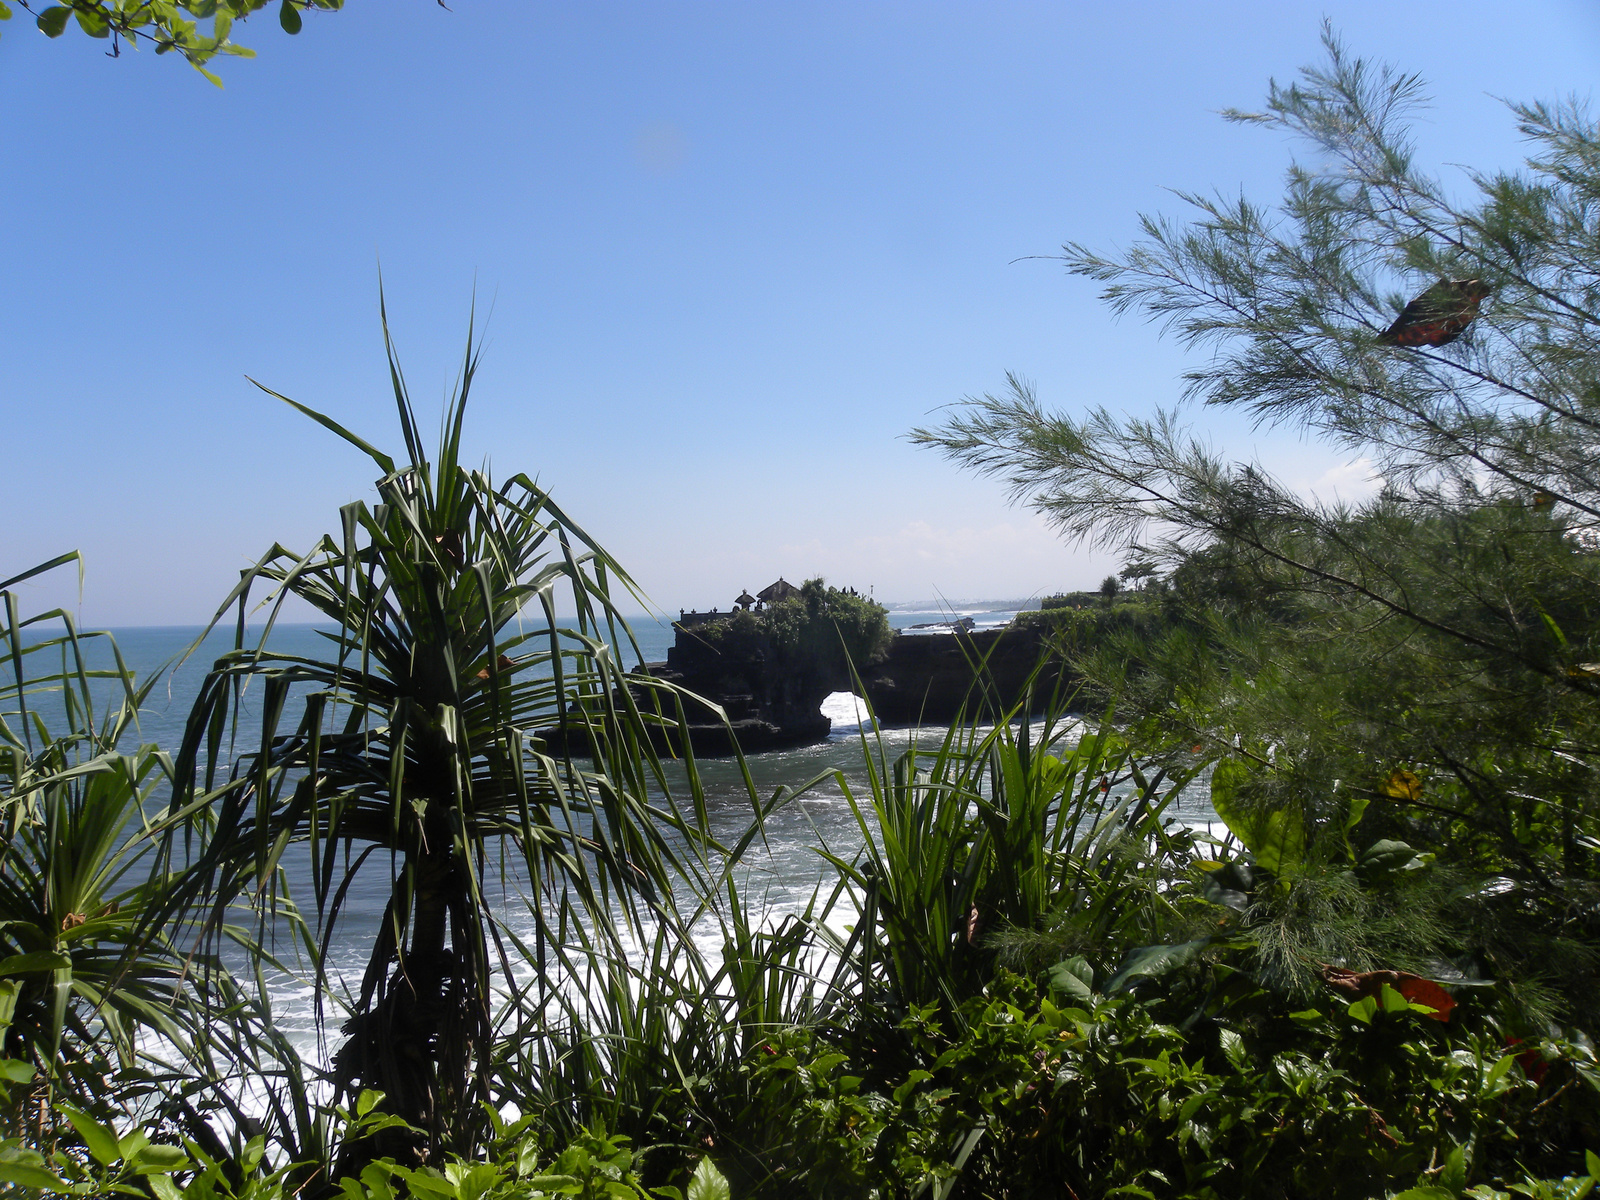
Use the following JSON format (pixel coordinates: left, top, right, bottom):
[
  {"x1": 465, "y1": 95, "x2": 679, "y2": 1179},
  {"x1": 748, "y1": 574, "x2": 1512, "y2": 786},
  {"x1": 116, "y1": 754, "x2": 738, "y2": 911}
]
[{"x1": 820, "y1": 688, "x2": 1209, "y2": 1025}]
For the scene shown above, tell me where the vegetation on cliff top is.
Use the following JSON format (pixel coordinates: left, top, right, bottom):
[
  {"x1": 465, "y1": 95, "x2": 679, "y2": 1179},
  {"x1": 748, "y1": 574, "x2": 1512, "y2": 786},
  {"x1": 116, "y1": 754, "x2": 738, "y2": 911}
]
[{"x1": 687, "y1": 578, "x2": 892, "y2": 676}]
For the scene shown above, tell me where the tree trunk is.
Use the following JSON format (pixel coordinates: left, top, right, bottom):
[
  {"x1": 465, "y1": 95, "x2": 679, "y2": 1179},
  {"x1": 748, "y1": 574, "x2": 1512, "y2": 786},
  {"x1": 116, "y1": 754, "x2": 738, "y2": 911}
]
[{"x1": 332, "y1": 804, "x2": 468, "y2": 1170}]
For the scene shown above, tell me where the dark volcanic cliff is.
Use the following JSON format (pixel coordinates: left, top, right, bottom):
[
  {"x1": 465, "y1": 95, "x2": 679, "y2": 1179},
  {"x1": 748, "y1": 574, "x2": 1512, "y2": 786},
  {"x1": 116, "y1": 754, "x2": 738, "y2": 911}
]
[
  {"x1": 644, "y1": 623, "x2": 837, "y2": 753},
  {"x1": 645, "y1": 620, "x2": 1066, "y2": 755},
  {"x1": 859, "y1": 625, "x2": 1065, "y2": 724}
]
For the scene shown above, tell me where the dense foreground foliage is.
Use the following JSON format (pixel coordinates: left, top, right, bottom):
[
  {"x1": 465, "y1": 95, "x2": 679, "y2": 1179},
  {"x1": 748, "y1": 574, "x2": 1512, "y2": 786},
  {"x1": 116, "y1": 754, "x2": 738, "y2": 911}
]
[
  {"x1": 5, "y1": 34, "x2": 1600, "y2": 1199},
  {"x1": 4, "y1": 571, "x2": 1597, "y2": 1196}
]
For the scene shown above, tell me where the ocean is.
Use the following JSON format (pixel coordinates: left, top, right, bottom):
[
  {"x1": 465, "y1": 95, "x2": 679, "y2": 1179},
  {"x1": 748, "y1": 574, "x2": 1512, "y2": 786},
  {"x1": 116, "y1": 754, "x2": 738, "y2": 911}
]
[{"x1": 30, "y1": 605, "x2": 1213, "y2": 1064}]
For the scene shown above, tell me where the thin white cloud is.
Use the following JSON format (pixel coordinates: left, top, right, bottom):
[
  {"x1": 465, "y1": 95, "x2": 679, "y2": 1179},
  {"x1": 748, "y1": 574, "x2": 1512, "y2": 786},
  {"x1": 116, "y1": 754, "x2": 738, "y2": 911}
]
[
  {"x1": 849, "y1": 518, "x2": 1062, "y2": 569},
  {"x1": 1301, "y1": 457, "x2": 1383, "y2": 505}
]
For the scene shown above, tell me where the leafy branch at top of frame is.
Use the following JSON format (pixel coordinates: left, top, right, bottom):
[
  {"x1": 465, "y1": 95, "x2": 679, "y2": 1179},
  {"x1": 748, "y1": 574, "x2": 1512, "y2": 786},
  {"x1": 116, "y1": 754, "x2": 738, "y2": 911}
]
[{"x1": 2, "y1": 0, "x2": 345, "y2": 84}]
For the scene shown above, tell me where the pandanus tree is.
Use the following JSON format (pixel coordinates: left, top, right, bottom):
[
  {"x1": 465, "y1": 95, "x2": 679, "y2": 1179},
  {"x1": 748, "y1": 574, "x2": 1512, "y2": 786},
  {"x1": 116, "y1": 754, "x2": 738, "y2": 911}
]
[{"x1": 160, "y1": 309, "x2": 726, "y2": 1165}]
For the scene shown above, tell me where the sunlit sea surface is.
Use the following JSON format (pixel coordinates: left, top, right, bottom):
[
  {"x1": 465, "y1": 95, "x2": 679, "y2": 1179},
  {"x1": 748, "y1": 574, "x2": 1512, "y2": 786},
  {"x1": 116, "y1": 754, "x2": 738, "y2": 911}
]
[{"x1": 38, "y1": 607, "x2": 1215, "y2": 1068}]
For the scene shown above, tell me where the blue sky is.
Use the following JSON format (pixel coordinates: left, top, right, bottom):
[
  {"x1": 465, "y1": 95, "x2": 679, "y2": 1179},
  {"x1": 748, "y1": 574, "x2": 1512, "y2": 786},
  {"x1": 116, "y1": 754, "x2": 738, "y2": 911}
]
[{"x1": 3, "y1": 2, "x2": 1598, "y2": 625}]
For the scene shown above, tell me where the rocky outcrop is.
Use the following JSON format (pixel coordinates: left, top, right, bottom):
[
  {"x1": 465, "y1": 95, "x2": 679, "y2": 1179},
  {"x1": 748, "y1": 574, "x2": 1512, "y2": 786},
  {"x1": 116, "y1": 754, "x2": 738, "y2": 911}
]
[
  {"x1": 860, "y1": 626, "x2": 1065, "y2": 724},
  {"x1": 639, "y1": 621, "x2": 842, "y2": 754},
  {"x1": 629, "y1": 621, "x2": 1068, "y2": 757}
]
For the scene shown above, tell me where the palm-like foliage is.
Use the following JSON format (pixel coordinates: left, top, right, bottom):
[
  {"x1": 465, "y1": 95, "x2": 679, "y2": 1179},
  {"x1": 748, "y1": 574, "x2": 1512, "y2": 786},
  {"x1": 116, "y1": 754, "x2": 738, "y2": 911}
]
[
  {"x1": 0, "y1": 555, "x2": 221, "y2": 1133},
  {"x1": 159, "y1": 309, "x2": 734, "y2": 1165}
]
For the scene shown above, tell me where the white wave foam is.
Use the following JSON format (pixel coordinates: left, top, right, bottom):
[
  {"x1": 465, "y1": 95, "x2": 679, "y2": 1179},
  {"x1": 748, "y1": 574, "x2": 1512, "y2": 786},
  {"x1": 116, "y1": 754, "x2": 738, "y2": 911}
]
[{"x1": 819, "y1": 690, "x2": 874, "y2": 732}]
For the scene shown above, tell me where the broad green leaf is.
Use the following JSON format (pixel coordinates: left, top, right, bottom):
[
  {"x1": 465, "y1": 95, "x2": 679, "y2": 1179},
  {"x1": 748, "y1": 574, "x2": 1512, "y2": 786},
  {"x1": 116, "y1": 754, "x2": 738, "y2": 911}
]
[
  {"x1": 1046, "y1": 956, "x2": 1095, "y2": 1001},
  {"x1": 1341, "y1": 794, "x2": 1370, "y2": 859},
  {"x1": 893, "y1": 1069, "x2": 934, "y2": 1103},
  {"x1": 687, "y1": 1156, "x2": 732, "y2": 1200},
  {"x1": 1103, "y1": 940, "x2": 1208, "y2": 994},
  {"x1": 61, "y1": 1102, "x2": 120, "y2": 1167},
  {"x1": 1486, "y1": 1053, "x2": 1516, "y2": 1087},
  {"x1": 1210, "y1": 758, "x2": 1304, "y2": 874},
  {"x1": 1200, "y1": 860, "x2": 1253, "y2": 911},
  {"x1": 130, "y1": 1143, "x2": 188, "y2": 1172},
  {"x1": 35, "y1": 5, "x2": 70, "y2": 36},
  {"x1": 1208, "y1": 757, "x2": 1258, "y2": 843},
  {"x1": 73, "y1": 6, "x2": 109, "y2": 36},
  {"x1": 1343, "y1": 794, "x2": 1370, "y2": 836},
  {"x1": 1440, "y1": 1144, "x2": 1467, "y2": 1194},
  {"x1": 1218, "y1": 1027, "x2": 1247, "y2": 1069},
  {"x1": 118, "y1": 1129, "x2": 150, "y2": 1161},
  {"x1": 1252, "y1": 808, "x2": 1305, "y2": 876},
  {"x1": 1358, "y1": 839, "x2": 1419, "y2": 877},
  {"x1": 358, "y1": 1161, "x2": 400, "y2": 1199},
  {"x1": 389, "y1": 1168, "x2": 457, "y2": 1198},
  {"x1": 279, "y1": 0, "x2": 302, "y2": 32},
  {"x1": 0, "y1": 1160, "x2": 66, "y2": 1190}
]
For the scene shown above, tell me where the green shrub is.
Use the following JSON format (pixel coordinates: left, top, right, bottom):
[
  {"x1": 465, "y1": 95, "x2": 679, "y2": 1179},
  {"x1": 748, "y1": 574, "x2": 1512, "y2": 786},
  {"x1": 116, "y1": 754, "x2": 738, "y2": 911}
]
[
  {"x1": 0, "y1": 1090, "x2": 675, "y2": 1200},
  {"x1": 710, "y1": 969, "x2": 1600, "y2": 1200}
]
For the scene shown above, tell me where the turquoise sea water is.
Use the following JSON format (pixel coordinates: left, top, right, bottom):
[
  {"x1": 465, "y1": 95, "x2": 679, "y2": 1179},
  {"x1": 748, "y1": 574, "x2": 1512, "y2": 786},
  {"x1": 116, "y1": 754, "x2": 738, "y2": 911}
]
[
  {"x1": 22, "y1": 607, "x2": 1213, "y2": 1061},
  {"x1": 86, "y1": 606, "x2": 1028, "y2": 752}
]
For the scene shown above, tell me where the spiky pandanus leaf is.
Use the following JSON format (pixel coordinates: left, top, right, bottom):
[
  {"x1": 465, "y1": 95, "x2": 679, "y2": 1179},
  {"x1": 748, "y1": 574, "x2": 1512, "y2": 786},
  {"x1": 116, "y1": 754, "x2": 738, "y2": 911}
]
[{"x1": 0, "y1": 558, "x2": 244, "y2": 1138}]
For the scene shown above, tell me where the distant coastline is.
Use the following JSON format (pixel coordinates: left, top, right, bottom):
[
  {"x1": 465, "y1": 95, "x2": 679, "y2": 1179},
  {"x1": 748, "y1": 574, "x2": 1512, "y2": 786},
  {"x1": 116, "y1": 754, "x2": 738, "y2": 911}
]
[{"x1": 882, "y1": 597, "x2": 1041, "y2": 613}]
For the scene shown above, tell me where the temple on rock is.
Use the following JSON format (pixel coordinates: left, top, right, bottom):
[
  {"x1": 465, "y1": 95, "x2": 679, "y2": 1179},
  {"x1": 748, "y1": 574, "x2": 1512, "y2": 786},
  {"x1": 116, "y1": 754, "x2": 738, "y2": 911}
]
[
  {"x1": 678, "y1": 577, "x2": 797, "y2": 627},
  {"x1": 640, "y1": 578, "x2": 1064, "y2": 756},
  {"x1": 755, "y1": 577, "x2": 798, "y2": 606}
]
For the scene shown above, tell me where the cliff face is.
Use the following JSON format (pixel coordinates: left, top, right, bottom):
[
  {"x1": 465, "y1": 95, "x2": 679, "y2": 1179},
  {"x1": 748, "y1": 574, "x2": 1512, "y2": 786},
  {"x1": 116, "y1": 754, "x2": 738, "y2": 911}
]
[
  {"x1": 859, "y1": 626, "x2": 1065, "y2": 724},
  {"x1": 646, "y1": 621, "x2": 1067, "y2": 755},
  {"x1": 645, "y1": 622, "x2": 837, "y2": 752}
]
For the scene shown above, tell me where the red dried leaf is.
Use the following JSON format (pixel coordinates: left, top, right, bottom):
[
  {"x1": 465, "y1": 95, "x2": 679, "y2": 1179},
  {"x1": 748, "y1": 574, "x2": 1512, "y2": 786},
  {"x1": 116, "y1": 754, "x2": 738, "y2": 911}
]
[
  {"x1": 1504, "y1": 1036, "x2": 1550, "y2": 1085},
  {"x1": 1395, "y1": 975, "x2": 1455, "y2": 1022},
  {"x1": 1318, "y1": 965, "x2": 1455, "y2": 1021}
]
